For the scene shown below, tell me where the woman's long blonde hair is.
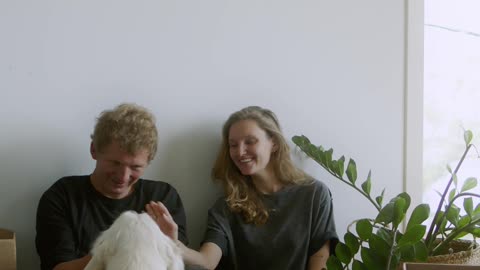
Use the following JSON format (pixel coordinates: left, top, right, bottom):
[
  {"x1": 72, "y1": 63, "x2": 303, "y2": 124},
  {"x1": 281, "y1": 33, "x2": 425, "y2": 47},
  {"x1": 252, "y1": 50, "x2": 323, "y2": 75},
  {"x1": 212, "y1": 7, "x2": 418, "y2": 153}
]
[{"x1": 212, "y1": 106, "x2": 309, "y2": 225}]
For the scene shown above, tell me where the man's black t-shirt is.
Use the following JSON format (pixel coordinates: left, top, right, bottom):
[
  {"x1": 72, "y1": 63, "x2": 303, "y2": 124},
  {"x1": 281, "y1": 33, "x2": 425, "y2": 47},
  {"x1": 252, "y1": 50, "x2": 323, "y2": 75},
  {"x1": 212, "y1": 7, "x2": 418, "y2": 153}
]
[{"x1": 35, "y1": 175, "x2": 187, "y2": 270}]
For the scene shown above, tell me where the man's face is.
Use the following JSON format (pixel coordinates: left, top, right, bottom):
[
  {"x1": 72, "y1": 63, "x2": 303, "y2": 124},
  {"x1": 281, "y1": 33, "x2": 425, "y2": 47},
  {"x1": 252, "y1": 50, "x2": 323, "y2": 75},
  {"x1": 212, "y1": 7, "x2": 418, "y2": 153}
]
[{"x1": 90, "y1": 140, "x2": 150, "y2": 199}]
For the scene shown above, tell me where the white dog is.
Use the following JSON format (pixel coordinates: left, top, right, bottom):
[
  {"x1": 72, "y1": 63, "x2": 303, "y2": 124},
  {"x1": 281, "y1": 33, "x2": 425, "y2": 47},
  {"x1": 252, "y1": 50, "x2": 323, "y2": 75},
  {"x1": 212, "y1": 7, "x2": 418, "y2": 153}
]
[{"x1": 84, "y1": 211, "x2": 184, "y2": 270}]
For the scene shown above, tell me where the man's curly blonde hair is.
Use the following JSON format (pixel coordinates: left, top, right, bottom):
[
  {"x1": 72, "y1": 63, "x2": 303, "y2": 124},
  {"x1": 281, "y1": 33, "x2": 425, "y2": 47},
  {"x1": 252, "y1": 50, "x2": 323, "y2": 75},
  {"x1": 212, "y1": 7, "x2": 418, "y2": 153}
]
[
  {"x1": 91, "y1": 103, "x2": 158, "y2": 161},
  {"x1": 212, "y1": 106, "x2": 310, "y2": 225}
]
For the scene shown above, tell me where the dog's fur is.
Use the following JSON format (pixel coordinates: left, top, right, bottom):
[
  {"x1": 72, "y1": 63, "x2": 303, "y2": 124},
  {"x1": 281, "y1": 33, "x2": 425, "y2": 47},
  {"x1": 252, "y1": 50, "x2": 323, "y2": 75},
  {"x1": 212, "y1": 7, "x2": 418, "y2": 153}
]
[{"x1": 84, "y1": 211, "x2": 184, "y2": 270}]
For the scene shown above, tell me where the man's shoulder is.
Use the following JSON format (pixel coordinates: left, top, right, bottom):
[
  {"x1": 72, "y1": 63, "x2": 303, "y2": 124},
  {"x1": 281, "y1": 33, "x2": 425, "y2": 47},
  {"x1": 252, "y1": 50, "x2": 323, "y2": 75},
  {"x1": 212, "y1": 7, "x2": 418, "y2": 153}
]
[
  {"x1": 138, "y1": 179, "x2": 174, "y2": 190},
  {"x1": 38, "y1": 175, "x2": 91, "y2": 211},
  {"x1": 46, "y1": 175, "x2": 90, "y2": 193},
  {"x1": 137, "y1": 179, "x2": 180, "y2": 199}
]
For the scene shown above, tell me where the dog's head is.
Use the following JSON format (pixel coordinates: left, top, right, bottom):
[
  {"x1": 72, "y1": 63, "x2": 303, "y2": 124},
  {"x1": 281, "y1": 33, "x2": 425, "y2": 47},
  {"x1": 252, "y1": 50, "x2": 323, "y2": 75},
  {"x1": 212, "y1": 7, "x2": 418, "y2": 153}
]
[{"x1": 86, "y1": 211, "x2": 184, "y2": 270}]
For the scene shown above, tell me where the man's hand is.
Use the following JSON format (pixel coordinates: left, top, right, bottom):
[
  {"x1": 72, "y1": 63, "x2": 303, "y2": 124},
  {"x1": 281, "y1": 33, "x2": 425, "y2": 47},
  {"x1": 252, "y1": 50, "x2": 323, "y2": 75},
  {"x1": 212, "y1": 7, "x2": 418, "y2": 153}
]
[{"x1": 146, "y1": 201, "x2": 178, "y2": 241}]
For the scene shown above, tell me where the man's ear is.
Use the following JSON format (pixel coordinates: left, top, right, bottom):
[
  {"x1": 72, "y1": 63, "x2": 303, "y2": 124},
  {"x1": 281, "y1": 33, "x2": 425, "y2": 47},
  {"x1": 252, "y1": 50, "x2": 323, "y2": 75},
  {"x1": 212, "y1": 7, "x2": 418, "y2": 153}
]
[{"x1": 90, "y1": 142, "x2": 97, "y2": 160}]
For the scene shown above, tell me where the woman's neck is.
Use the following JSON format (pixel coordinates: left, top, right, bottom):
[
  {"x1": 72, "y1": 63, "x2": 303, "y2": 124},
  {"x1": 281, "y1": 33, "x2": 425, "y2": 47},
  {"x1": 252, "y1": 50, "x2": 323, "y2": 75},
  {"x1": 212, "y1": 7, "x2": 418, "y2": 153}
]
[{"x1": 251, "y1": 170, "x2": 283, "y2": 194}]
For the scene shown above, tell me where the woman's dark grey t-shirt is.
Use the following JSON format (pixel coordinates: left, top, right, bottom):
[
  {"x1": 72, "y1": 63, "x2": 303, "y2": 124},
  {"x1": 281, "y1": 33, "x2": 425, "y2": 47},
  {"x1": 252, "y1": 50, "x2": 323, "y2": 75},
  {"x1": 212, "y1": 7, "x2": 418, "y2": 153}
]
[{"x1": 203, "y1": 180, "x2": 338, "y2": 270}]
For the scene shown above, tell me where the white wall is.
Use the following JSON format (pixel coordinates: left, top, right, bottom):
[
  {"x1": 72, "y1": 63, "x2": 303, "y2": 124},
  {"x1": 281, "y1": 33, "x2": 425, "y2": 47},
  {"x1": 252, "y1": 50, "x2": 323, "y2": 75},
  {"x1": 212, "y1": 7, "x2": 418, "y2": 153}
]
[{"x1": 0, "y1": 1, "x2": 410, "y2": 269}]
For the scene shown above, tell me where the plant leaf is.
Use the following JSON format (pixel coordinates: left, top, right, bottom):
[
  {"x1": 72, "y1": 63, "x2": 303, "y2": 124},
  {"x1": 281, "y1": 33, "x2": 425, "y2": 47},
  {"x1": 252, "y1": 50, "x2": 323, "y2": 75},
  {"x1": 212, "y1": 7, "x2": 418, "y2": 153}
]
[
  {"x1": 397, "y1": 224, "x2": 426, "y2": 247},
  {"x1": 356, "y1": 219, "x2": 373, "y2": 241},
  {"x1": 464, "y1": 130, "x2": 473, "y2": 145},
  {"x1": 376, "y1": 189, "x2": 385, "y2": 207},
  {"x1": 326, "y1": 255, "x2": 343, "y2": 270},
  {"x1": 467, "y1": 227, "x2": 480, "y2": 237},
  {"x1": 346, "y1": 159, "x2": 357, "y2": 184},
  {"x1": 395, "y1": 192, "x2": 411, "y2": 212},
  {"x1": 449, "y1": 188, "x2": 457, "y2": 203},
  {"x1": 406, "y1": 204, "x2": 430, "y2": 231},
  {"x1": 329, "y1": 160, "x2": 339, "y2": 177},
  {"x1": 446, "y1": 164, "x2": 453, "y2": 174},
  {"x1": 337, "y1": 156, "x2": 345, "y2": 178},
  {"x1": 369, "y1": 234, "x2": 391, "y2": 260},
  {"x1": 376, "y1": 227, "x2": 394, "y2": 246},
  {"x1": 361, "y1": 171, "x2": 372, "y2": 196},
  {"x1": 325, "y1": 148, "x2": 334, "y2": 171},
  {"x1": 461, "y1": 177, "x2": 477, "y2": 192},
  {"x1": 376, "y1": 202, "x2": 395, "y2": 224},
  {"x1": 458, "y1": 215, "x2": 471, "y2": 227},
  {"x1": 361, "y1": 247, "x2": 385, "y2": 270},
  {"x1": 393, "y1": 197, "x2": 407, "y2": 228},
  {"x1": 335, "y1": 242, "x2": 353, "y2": 264},
  {"x1": 464, "y1": 197, "x2": 474, "y2": 217},
  {"x1": 473, "y1": 203, "x2": 480, "y2": 219},
  {"x1": 344, "y1": 231, "x2": 360, "y2": 255},
  {"x1": 399, "y1": 244, "x2": 416, "y2": 261},
  {"x1": 352, "y1": 260, "x2": 368, "y2": 270},
  {"x1": 446, "y1": 205, "x2": 460, "y2": 226},
  {"x1": 413, "y1": 241, "x2": 428, "y2": 261}
]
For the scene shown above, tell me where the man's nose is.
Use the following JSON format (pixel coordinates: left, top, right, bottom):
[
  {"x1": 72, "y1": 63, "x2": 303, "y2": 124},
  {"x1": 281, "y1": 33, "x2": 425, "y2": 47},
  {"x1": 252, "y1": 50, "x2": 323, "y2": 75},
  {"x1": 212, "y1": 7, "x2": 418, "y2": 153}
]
[{"x1": 117, "y1": 166, "x2": 131, "y2": 181}]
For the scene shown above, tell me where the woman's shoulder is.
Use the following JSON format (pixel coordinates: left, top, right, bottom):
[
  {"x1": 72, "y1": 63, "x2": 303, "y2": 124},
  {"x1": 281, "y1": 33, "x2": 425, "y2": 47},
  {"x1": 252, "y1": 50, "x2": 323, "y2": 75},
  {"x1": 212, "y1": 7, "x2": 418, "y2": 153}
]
[
  {"x1": 293, "y1": 178, "x2": 330, "y2": 193},
  {"x1": 210, "y1": 196, "x2": 228, "y2": 211}
]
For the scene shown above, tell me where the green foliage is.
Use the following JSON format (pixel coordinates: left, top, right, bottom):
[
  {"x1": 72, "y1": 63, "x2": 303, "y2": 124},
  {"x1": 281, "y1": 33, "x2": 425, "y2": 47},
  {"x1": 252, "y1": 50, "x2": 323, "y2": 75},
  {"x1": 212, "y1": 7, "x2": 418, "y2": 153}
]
[{"x1": 292, "y1": 130, "x2": 480, "y2": 270}]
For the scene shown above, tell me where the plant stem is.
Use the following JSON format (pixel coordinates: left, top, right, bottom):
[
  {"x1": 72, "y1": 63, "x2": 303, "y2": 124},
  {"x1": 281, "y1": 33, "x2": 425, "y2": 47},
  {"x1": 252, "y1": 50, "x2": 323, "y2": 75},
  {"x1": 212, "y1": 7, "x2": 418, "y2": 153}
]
[
  {"x1": 432, "y1": 218, "x2": 480, "y2": 255},
  {"x1": 387, "y1": 229, "x2": 399, "y2": 270},
  {"x1": 442, "y1": 192, "x2": 480, "y2": 220},
  {"x1": 299, "y1": 143, "x2": 381, "y2": 211},
  {"x1": 425, "y1": 144, "x2": 472, "y2": 249},
  {"x1": 331, "y1": 174, "x2": 381, "y2": 212}
]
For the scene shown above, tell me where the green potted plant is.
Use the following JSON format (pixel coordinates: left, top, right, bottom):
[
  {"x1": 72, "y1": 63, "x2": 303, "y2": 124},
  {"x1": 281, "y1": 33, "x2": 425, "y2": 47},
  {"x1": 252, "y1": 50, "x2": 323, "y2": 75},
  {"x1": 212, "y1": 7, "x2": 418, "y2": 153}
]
[{"x1": 292, "y1": 130, "x2": 480, "y2": 270}]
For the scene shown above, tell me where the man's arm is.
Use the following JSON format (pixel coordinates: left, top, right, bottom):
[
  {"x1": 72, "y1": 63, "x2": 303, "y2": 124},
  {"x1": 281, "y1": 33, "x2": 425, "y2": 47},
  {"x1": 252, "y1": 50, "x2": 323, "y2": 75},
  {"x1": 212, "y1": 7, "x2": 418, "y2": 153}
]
[{"x1": 36, "y1": 182, "x2": 84, "y2": 270}]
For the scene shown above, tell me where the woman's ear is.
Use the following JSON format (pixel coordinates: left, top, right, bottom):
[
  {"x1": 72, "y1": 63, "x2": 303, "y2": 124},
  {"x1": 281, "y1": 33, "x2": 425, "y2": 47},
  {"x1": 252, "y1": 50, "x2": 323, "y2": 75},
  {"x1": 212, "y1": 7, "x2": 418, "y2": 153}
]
[{"x1": 271, "y1": 143, "x2": 279, "y2": 153}]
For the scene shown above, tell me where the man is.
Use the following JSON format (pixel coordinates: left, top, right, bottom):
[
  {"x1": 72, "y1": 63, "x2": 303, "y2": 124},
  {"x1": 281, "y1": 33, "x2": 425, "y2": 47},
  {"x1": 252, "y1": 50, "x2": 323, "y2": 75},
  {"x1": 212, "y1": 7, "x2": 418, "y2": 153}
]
[{"x1": 36, "y1": 103, "x2": 188, "y2": 270}]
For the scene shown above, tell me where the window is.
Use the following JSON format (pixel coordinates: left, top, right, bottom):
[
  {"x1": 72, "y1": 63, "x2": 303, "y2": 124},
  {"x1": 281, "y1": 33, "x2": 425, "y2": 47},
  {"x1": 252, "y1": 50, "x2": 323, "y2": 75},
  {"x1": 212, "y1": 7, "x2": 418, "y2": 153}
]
[{"x1": 423, "y1": 0, "x2": 480, "y2": 217}]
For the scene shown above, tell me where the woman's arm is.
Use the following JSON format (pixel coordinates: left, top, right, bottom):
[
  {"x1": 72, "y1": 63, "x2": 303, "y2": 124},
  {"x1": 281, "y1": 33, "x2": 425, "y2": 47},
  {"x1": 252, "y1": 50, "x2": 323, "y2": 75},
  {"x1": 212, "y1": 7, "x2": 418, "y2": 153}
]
[
  {"x1": 307, "y1": 240, "x2": 330, "y2": 270},
  {"x1": 146, "y1": 201, "x2": 222, "y2": 270},
  {"x1": 177, "y1": 241, "x2": 222, "y2": 270},
  {"x1": 52, "y1": 255, "x2": 92, "y2": 270}
]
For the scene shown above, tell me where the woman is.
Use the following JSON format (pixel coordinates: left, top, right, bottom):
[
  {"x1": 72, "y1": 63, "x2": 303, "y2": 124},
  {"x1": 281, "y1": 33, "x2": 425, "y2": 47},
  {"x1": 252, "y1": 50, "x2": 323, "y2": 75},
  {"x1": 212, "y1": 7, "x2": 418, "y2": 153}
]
[{"x1": 147, "y1": 106, "x2": 338, "y2": 270}]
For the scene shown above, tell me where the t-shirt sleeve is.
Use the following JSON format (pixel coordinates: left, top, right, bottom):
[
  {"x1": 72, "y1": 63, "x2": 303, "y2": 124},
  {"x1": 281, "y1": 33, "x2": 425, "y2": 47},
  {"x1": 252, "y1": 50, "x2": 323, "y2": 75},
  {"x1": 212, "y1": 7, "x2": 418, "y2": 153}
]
[
  {"x1": 309, "y1": 181, "x2": 339, "y2": 256},
  {"x1": 202, "y1": 199, "x2": 229, "y2": 256},
  {"x1": 35, "y1": 183, "x2": 78, "y2": 270}
]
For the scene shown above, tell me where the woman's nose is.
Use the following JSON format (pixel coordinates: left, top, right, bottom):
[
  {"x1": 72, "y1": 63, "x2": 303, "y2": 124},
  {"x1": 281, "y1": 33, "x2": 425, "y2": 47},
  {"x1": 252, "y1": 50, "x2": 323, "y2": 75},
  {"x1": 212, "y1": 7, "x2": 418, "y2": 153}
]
[{"x1": 238, "y1": 144, "x2": 246, "y2": 155}]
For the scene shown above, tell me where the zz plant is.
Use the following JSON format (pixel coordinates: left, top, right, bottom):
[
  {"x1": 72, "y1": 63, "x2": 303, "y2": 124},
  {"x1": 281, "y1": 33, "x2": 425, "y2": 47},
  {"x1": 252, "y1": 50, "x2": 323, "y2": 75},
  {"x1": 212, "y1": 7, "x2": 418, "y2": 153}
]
[{"x1": 292, "y1": 130, "x2": 480, "y2": 270}]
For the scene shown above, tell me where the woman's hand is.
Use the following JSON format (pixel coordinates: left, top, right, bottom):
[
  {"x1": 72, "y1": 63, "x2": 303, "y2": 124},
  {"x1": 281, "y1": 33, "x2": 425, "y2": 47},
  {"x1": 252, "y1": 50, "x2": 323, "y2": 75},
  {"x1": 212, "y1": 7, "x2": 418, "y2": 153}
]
[{"x1": 146, "y1": 201, "x2": 178, "y2": 241}]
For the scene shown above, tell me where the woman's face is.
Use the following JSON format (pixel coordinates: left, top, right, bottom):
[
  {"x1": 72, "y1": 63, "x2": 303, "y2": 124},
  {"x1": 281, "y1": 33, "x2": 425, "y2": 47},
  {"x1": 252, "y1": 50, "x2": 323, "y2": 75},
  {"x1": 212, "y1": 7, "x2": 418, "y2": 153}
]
[{"x1": 228, "y1": 119, "x2": 276, "y2": 177}]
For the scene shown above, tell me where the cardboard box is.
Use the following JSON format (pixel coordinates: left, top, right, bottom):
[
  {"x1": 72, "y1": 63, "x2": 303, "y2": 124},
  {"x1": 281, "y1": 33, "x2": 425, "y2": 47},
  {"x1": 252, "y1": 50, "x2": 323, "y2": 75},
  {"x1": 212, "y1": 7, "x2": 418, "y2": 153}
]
[{"x1": 0, "y1": 228, "x2": 16, "y2": 270}]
